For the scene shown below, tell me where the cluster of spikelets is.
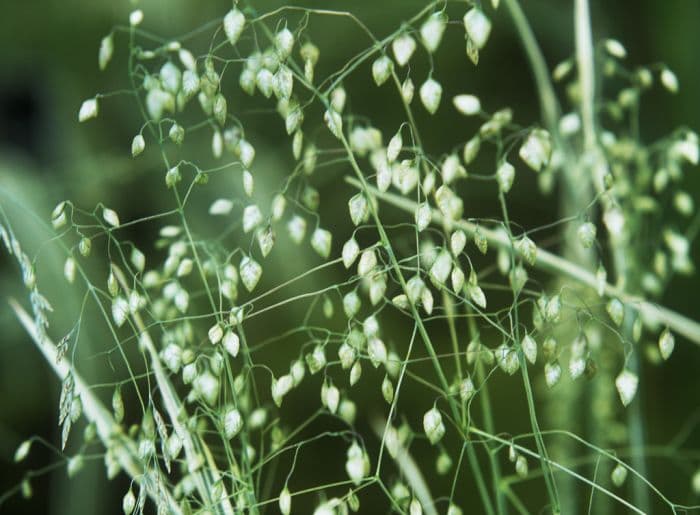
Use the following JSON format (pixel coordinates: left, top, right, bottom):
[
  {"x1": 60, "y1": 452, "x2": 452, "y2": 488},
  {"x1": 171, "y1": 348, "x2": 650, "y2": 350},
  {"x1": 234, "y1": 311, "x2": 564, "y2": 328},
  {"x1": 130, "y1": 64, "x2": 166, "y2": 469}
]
[{"x1": 6, "y1": 0, "x2": 700, "y2": 513}]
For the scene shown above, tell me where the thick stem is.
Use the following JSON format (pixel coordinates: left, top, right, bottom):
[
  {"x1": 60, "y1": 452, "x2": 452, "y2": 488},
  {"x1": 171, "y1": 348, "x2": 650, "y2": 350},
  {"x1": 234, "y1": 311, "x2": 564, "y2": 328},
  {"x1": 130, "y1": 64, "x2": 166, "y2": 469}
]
[
  {"x1": 11, "y1": 300, "x2": 184, "y2": 515},
  {"x1": 345, "y1": 177, "x2": 700, "y2": 345},
  {"x1": 575, "y1": 0, "x2": 650, "y2": 510}
]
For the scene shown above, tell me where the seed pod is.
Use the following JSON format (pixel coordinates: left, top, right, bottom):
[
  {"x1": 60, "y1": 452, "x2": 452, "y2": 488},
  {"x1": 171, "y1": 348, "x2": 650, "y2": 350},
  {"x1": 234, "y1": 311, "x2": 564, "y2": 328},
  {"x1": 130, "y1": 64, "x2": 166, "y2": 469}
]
[
  {"x1": 372, "y1": 55, "x2": 393, "y2": 86},
  {"x1": 368, "y1": 337, "x2": 388, "y2": 367},
  {"x1": 358, "y1": 248, "x2": 378, "y2": 276},
  {"x1": 449, "y1": 230, "x2": 467, "y2": 257},
  {"x1": 111, "y1": 297, "x2": 129, "y2": 327},
  {"x1": 659, "y1": 329, "x2": 675, "y2": 360},
  {"x1": 348, "y1": 193, "x2": 370, "y2": 226},
  {"x1": 112, "y1": 387, "x2": 124, "y2": 423},
  {"x1": 474, "y1": 228, "x2": 488, "y2": 254},
  {"x1": 615, "y1": 369, "x2": 638, "y2": 406},
  {"x1": 419, "y1": 78, "x2": 442, "y2": 114},
  {"x1": 415, "y1": 203, "x2": 431, "y2": 232},
  {"x1": 392, "y1": 34, "x2": 416, "y2": 66},
  {"x1": 271, "y1": 194, "x2": 286, "y2": 222},
  {"x1": 290, "y1": 359, "x2": 305, "y2": 386},
  {"x1": 98, "y1": 33, "x2": 114, "y2": 71},
  {"x1": 223, "y1": 9, "x2": 245, "y2": 46},
  {"x1": 306, "y1": 345, "x2": 326, "y2": 374},
  {"x1": 439, "y1": 154, "x2": 463, "y2": 185},
  {"x1": 496, "y1": 344, "x2": 520, "y2": 375},
  {"x1": 222, "y1": 330, "x2": 240, "y2": 358},
  {"x1": 420, "y1": 12, "x2": 448, "y2": 53},
  {"x1": 272, "y1": 374, "x2": 293, "y2": 407},
  {"x1": 604, "y1": 39, "x2": 627, "y2": 59},
  {"x1": 322, "y1": 382, "x2": 339, "y2": 413},
  {"x1": 323, "y1": 109, "x2": 343, "y2": 139},
  {"x1": 273, "y1": 65, "x2": 294, "y2": 100},
  {"x1": 611, "y1": 463, "x2": 628, "y2": 487},
  {"x1": 345, "y1": 442, "x2": 370, "y2": 485},
  {"x1": 342, "y1": 238, "x2": 360, "y2": 269},
  {"x1": 209, "y1": 198, "x2": 233, "y2": 216},
  {"x1": 130, "y1": 248, "x2": 145, "y2": 273},
  {"x1": 237, "y1": 139, "x2": 255, "y2": 168},
  {"x1": 463, "y1": 8, "x2": 492, "y2": 50},
  {"x1": 661, "y1": 68, "x2": 678, "y2": 93},
  {"x1": 213, "y1": 94, "x2": 227, "y2": 126},
  {"x1": 343, "y1": 291, "x2": 361, "y2": 318},
  {"x1": 459, "y1": 377, "x2": 475, "y2": 402},
  {"x1": 194, "y1": 370, "x2": 220, "y2": 406},
  {"x1": 401, "y1": 78, "x2": 415, "y2": 104},
  {"x1": 577, "y1": 222, "x2": 597, "y2": 248},
  {"x1": 242, "y1": 170, "x2": 255, "y2": 198},
  {"x1": 78, "y1": 98, "x2": 98, "y2": 122},
  {"x1": 338, "y1": 342, "x2": 356, "y2": 369},
  {"x1": 275, "y1": 28, "x2": 295, "y2": 60},
  {"x1": 421, "y1": 288, "x2": 434, "y2": 314},
  {"x1": 453, "y1": 94, "x2": 481, "y2": 115},
  {"x1": 241, "y1": 204, "x2": 261, "y2": 233},
  {"x1": 519, "y1": 129, "x2": 552, "y2": 172},
  {"x1": 287, "y1": 215, "x2": 306, "y2": 244},
  {"x1": 122, "y1": 488, "x2": 136, "y2": 515},
  {"x1": 463, "y1": 135, "x2": 481, "y2": 164},
  {"x1": 63, "y1": 257, "x2": 76, "y2": 283},
  {"x1": 382, "y1": 376, "x2": 394, "y2": 404},
  {"x1": 451, "y1": 266, "x2": 465, "y2": 293},
  {"x1": 387, "y1": 130, "x2": 402, "y2": 163},
  {"x1": 240, "y1": 256, "x2": 262, "y2": 291},
  {"x1": 14, "y1": 440, "x2": 31, "y2": 463},
  {"x1": 544, "y1": 361, "x2": 562, "y2": 388},
  {"x1": 466, "y1": 271, "x2": 485, "y2": 308},
  {"x1": 497, "y1": 161, "x2": 515, "y2": 193},
  {"x1": 423, "y1": 406, "x2": 445, "y2": 444},
  {"x1": 430, "y1": 249, "x2": 452, "y2": 286},
  {"x1": 256, "y1": 68, "x2": 274, "y2": 98},
  {"x1": 515, "y1": 455, "x2": 528, "y2": 478},
  {"x1": 160, "y1": 62, "x2": 182, "y2": 94},
  {"x1": 606, "y1": 298, "x2": 624, "y2": 327},
  {"x1": 146, "y1": 89, "x2": 175, "y2": 121},
  {"x1": 129, "y1": 9, "x2": 143, "y2": 26},
  {"x1": 224, "y1": 408, "x2": 243, "y2": 439},
  {"x1": 521, "y1": 334, "x2": 537, "y2": 364},
  {"x1": 410, "y1": 498, "x2": 423, "y2": 515},
  {"x1": 279, "y1": 487, "x2": 291, "y2": 515},
  {"x1": 545, "y1": 295, "x2": 562, "y2": 323},
  {"x1": 516, "y1": 236, "x2": 537, "y2": 266},
  {"x1": 311, "y1": 228, "x2": 332, "y2": 259}
]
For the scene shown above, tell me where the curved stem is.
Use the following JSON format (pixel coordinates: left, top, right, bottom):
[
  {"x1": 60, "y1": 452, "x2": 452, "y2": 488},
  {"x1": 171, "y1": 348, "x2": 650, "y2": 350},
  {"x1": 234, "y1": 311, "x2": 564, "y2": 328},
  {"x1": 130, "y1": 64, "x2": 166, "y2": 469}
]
[{"x1": 345, "y1": 177, "x2": 700, "y2": 346}]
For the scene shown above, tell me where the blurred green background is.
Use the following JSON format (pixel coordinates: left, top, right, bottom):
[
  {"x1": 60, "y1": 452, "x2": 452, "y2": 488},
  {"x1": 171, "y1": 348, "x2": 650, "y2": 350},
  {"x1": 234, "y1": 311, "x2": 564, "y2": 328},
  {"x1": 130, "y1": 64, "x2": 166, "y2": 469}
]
[{"x1": 1, "y1": 1, "x2": 699, "y2": 513}]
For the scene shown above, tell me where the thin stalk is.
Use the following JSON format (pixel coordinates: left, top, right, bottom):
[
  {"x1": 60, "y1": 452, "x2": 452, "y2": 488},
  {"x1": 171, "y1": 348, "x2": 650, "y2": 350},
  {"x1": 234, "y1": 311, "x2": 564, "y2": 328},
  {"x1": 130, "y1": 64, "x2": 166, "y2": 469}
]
[
  {"x1": 467, "y1": 313, "x2": 508, "y2": 514},
  {"x1": 112, "y1": 266, "x2": 235, "y2": 515},
  {"x1": 575, "y1": 0, "x2": 650, "y2": 510},
  {"x1": 345, "y1": 177, "x2": 700, "y2": 346},
  {"x1": 10, "y1": 300, "x2": 183, "y2": 515},
  {"x1": 336, "y1": 133, "x2": 496, "y2": 515},
  {"x1": 506, "y1": 1, "x2": 596, "y2": 509},
  {"x1": 468, "y1": 426, "x2": 646, "y2": 515},
  {"x1": 498, "y1": 191, "x2": 560, "y2": 511},
  {"x1": 371, "y1": 417, "x2": 438, "y2": 515}
]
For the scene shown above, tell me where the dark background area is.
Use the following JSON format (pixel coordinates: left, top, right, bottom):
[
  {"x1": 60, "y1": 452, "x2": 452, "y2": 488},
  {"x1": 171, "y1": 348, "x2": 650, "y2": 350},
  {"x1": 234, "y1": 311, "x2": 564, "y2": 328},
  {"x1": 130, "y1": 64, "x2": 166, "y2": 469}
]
[{"x1": 0, "y1": 1, "x2": 699, "y2": 514}]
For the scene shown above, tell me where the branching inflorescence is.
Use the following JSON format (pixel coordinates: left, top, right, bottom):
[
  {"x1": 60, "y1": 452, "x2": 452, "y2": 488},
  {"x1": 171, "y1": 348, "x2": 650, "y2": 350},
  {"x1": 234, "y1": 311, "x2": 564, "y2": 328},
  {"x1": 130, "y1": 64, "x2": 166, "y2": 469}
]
[{"x1": 3, "y1": 1, "x2": 700, "y2": 514}]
